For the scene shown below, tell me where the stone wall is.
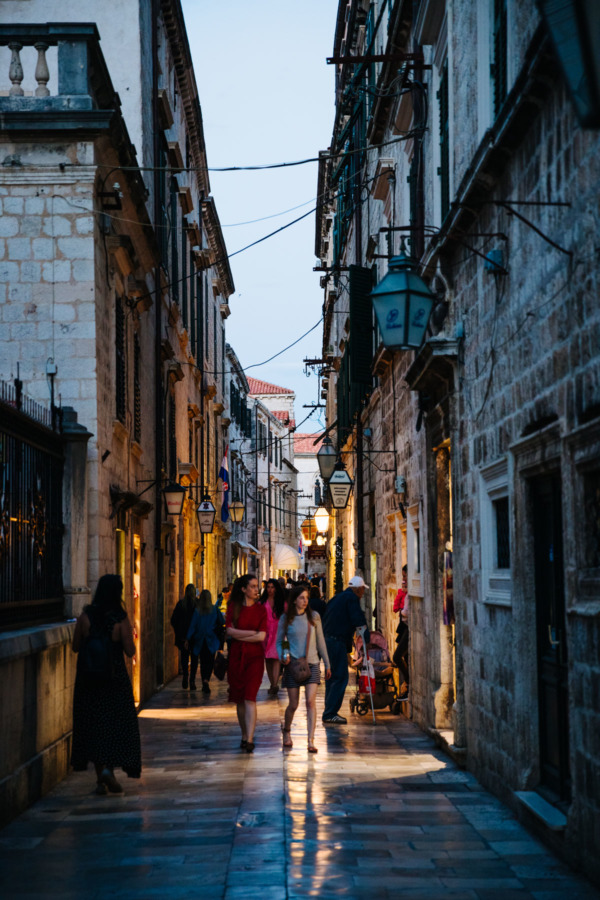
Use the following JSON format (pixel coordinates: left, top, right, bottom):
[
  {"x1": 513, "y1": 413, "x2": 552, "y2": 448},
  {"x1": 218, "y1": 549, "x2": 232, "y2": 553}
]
[{"x1": 0, "y1": 625, "x2": 75, "y2": 827}]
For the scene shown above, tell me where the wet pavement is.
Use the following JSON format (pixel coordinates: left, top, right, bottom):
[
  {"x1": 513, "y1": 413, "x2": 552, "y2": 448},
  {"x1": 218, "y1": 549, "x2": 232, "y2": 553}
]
[{"x1": 0, "y1": 675, "x2": 598, "y2": 900}]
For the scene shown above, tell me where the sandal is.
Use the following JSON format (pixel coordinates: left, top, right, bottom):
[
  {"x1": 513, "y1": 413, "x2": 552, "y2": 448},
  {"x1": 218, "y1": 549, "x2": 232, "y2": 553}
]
[
  {"x1": 281, "y1": 725, "x2": 293, "y2": 748},
  {"x1": 307, "y1": 742, "x2": 318, "y2": 754}
]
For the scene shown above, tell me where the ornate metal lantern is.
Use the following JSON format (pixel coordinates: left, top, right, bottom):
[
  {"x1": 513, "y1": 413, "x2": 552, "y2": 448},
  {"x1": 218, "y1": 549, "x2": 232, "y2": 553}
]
[
  {"x1": 314, "y1": 506, "x2": 330, "y2": 534},
  {"x1": 196, "y1": 493, "x2": 216, "y2": 534},
  {"x1": 163, "y1": 482, "x2": 186, "y2": 517},
  {"x1": 317, "y1": 435, "x2": 337, "y2": 480},
  {"x1": 370, "y1": 247, "x2": 435, "y2": 350},
  {"x1": 328, "y1": 459, "x2": 354, "y2": 509}
]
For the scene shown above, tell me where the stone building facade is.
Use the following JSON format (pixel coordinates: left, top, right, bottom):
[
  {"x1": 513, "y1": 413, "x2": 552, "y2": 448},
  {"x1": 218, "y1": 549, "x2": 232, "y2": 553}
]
[
  {"x1": 316, "y1": 0, "x2": 600, "y2": 884},
  {"x1": 0, "y1": 1, "x2": 235, "y2": 821},
  {"x1": 247, "y1": 379, "x2": 300, "y2": 580}
]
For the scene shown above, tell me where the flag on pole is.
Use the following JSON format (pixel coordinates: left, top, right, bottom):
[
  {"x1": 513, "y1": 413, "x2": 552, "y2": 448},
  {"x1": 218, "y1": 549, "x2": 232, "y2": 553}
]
[{"x1": 218, "y1": 448, "x2": 229, "y2": 523}]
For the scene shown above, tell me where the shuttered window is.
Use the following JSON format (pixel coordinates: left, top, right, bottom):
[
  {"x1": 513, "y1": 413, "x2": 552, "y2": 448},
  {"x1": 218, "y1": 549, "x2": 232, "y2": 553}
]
[
  {"x1": 133, "y1": 332, "x2": 141, "y2": 444},
  {"x1": 190, "y1": 251, "x2": 196, "y2": 354},
  {"x1": 170, "y1": 179, "x2": 179, "y2": 305},
  {"x1": 438, "y1": 59, "x2": 450, "y2": 221},
  {"x1": 196, "y1": 273, "x2": 204, "y2": 365},
  {"x1": 492, "y1": 0, "x2": 508, "y2": 118},
  {"x1": 349, "y1": 263, "x2": 375, "y2": 399},
  {"x1": 168, "y1": 393, "x2": 177, "y2": 480},
  {"x1": 181, "y1": 227, "x2": 188, "y2": 329},
  {"x1": 115, "y1": 295, "x2": 126, "y2": 424}
]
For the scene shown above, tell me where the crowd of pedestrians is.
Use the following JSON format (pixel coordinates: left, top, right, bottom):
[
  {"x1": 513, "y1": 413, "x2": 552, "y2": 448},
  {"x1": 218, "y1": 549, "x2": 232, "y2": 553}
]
[{"x1": 69, "y1": 567, "x2": 410, "y2": 791}]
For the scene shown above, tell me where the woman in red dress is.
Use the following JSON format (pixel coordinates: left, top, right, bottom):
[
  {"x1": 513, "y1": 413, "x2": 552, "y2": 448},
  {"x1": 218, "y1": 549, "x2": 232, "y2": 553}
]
[{"x1": 226, "y1": 574, "x2": 267, "y2": 753}]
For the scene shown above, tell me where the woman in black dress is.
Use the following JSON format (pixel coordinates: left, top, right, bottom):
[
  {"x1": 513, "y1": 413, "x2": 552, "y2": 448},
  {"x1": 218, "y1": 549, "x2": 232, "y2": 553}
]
[{"x1": 71, "y1": 574, "x2": 141, "y2": 794}]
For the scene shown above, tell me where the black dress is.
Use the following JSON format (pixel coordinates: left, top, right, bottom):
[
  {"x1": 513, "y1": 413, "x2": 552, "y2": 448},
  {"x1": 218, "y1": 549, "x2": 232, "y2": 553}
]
[{"x1": 71, "y1": 606, "x2": 141, "y2": 778}]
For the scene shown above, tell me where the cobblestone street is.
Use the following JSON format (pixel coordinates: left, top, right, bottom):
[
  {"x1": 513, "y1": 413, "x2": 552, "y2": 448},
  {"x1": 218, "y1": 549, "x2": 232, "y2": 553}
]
[{"x1": 0, "y1": 677, "x2": 597, "y2": 900}]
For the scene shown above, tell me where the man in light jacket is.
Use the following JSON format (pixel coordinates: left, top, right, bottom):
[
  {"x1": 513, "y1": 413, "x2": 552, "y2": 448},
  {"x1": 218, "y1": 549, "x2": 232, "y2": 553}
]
[{"x1": 322, "y1": 575, "x2": 369, "y2": 724}]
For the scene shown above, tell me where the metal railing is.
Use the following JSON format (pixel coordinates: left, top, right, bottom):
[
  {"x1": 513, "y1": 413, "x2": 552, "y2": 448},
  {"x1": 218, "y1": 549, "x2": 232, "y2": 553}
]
[{"x1": 0, "y1": 385, "x2": 64, "y2": 629}]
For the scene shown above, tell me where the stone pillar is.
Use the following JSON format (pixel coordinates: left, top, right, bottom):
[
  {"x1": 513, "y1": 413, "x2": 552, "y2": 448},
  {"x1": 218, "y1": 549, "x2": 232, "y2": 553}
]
[{"x1": 61, "y1": 407, "x2": 93, "y2": 618}]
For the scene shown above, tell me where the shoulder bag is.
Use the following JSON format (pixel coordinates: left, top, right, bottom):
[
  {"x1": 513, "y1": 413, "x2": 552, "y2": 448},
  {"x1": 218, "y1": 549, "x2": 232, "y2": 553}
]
[{"x1": 286, "y1": 617, "x2": 313, "y2": 685}]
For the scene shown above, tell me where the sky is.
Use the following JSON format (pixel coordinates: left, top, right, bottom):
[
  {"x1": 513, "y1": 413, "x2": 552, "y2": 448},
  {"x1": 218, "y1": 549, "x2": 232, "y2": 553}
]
[{"x1": 181, "y1": 0, "x2": 339, "y2": 434}]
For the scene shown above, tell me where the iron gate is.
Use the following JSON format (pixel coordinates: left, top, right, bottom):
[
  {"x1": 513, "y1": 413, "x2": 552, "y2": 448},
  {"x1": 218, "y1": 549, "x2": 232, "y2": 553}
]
[{"x1": 0, "y1": 385, "x2": 64, "y2": 629}]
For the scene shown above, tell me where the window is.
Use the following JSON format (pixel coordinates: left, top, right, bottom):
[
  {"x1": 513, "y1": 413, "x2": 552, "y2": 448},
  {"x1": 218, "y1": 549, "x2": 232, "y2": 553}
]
[
  {"x1": 189, "y1": 250, "x2": 196, "y2": 353},
  {"x1": 480, "y1": 456, "x2": 512, "y2": 606},
  {"x1": 115, "y1": 296, "x2": 126, "y2": 423},
  {"x1": 168, "y1": 393, "x2": 177, "y2": 481},
  {"x1": 491, "y1": 0, "x2": 508, "y2": 117},
  {"x1": 133, "y1": 332, "x2": 141, "y2": 443},
  {"x1": 407, "y1": 505, "x2": 423, "y2": 597},
  {"x1": 170, "y1": 179, "x2": 179, "y2": 304},
  {"x1": 181, "y1": 227, "x2": 188, "y2": 329},
  {"x1": 437, "y1": 58, "x2": 450, "y2": 221}
]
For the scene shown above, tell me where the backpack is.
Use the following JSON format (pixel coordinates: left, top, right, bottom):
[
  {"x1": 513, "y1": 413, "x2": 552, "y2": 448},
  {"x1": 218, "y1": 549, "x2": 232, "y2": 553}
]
[{"x1": 79, "y1": 612, "x2": 115, "y2": 687}]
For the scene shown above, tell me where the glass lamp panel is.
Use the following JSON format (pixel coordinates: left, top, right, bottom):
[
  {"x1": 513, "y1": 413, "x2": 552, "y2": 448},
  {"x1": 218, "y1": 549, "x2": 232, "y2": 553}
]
[
  {"x1": 314, "y1": 506, "x2": 330, "y2": 533},
  {"x1": 406, "y1": 290, "x2": 435, "y2": 347}
]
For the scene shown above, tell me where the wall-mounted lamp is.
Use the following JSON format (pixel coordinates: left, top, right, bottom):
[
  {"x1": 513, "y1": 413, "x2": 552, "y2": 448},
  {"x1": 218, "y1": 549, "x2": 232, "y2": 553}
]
[
  {"x1": 317, "y1": 435, "x2": 337, "y2": 480},
  {"x1": 328, "y1": 458, "x2": 354, "y2": 509},
  {"x1": 371, "y1": 243, "x2": 435, "y2": 350},
  {"x1": 314, "y1": 506, "x2": 330, "y2": 534},
  {"x1": 196, "y1": 493, "x2": 216, "y2": 533},
  {"x1": 163, "y1": 482, "x2": 187, "y2": 517}
]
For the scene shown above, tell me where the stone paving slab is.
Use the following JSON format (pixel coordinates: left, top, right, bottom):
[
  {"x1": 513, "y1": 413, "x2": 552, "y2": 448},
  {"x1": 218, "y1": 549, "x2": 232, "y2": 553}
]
[{"x1": 0, "y1": 675, "x2": 598, "y2": 899}]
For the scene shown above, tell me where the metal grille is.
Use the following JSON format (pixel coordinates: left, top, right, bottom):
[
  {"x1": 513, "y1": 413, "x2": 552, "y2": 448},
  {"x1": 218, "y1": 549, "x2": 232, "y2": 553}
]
[
  {"x1": 115, "y1": 295, "x2": 126, "y2": 423},
  {"x1": 438, "y1": 58, "x2": 450, "y2": 221},
  {"x1": 583, "y1": 470, "x2": 600, "y2": 568},
  {"x1": 494, "y1": 496, "x2": 510, "y2": 569},
  {"x1": 0, "y1": 404, "x2": 63, "y2": 629},
  {"x1": 133, "y1": 332, "x2": 141, "y2": 444},
  {"x1": 492, "y1": 0, "x2": 508, "y2": 117}
]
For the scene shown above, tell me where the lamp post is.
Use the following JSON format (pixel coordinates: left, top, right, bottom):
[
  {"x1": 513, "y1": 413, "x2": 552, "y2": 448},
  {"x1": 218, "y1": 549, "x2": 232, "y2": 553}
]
[
  {"x1": 163, "y1": 482, "x2": 187, "y2": 517},
  {"x1": 371, "y1": 244, "x2": 435, "y2": 350},
  {"x1": 328, "y1": 458, "x2": 354, "y2": 509},
  {"x1": 196, "y1": 493, "x2": 216, "y2": 534},
  {"x1": 537, "y1": 0, "x2": 600, "y2": 128},
  {"x1": 317, "y1": 435, "x2": 337, "y2": 481}
]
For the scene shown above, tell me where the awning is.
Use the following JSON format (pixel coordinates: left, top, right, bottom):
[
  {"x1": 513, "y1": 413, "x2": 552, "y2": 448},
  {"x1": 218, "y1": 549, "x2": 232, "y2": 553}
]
[
  {"x1": 273, "y1": 543, "x2": 300, "y2": 570},
  {"x1": 232, "y1": 540, "x2": 259, "y2": 556}
]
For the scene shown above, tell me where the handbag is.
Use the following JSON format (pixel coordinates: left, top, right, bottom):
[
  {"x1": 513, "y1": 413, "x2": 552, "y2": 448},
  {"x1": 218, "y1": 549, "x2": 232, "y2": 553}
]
[
  {"x1": 285, "y1": 618, "x2": 313, "y2": 685},
  {"x1": 213, "y1": 650, "x2": 228, "y2": 681}
]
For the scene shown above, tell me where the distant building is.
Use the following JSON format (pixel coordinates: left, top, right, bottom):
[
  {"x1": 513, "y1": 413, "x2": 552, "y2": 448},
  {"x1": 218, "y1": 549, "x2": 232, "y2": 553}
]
[{"x1": 293, "y1": 433, "x2": 327, "y2": 577}]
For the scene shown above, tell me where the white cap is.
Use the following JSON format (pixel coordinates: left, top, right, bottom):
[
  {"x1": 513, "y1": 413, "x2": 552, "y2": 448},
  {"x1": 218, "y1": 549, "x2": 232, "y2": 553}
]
[{"x1": 348, "y1": 575, "x2": 367, "y2": 589}]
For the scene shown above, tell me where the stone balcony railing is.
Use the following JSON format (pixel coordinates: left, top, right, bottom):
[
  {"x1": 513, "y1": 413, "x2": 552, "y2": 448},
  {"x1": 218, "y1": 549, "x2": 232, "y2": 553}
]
[{"x1": 0, "y1": 23, "x2": 120, "y2": 125}]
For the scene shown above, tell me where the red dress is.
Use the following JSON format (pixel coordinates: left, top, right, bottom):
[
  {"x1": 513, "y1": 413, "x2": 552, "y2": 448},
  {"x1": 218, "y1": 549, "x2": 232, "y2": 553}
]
[{"x1": 226, "y1": 602, "x2": 268, "y2": 702}]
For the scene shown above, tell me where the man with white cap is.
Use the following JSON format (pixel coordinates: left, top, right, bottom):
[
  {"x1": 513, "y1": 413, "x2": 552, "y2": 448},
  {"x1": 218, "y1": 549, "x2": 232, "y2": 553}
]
[{"x1": 321, "y1": 575, "x2": 369, "y2": 724}]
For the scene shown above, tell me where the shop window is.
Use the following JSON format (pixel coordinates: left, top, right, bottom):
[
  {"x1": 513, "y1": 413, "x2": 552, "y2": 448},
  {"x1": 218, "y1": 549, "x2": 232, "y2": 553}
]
[
  {"x1": 480, "y1": 456, "x2": 512, "y2": 606},
  {"x1": 407, "y1": 505, "x2": 423, "y2": 597}
]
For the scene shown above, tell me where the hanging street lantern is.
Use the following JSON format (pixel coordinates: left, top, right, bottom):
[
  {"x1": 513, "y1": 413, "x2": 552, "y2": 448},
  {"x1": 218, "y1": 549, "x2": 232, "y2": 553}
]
[
  {"x1": 314, "y1": 506, "x2": 330, "y2": 534},
  {"x1": 196, "y1": 493, "x2": 216, "y2": 534},
  {"x1": 301, "y1": 515, "x2": 317, "y2": 544},
  {"x1": 316, "y1": 534, "x2": 326, "y2": 547},
  {"x1": 163, "y1": 482, "x2": 187, "y2": 517},
  {"x1": 370, "y1": 245, "x2": 435, "y2": 350},
  {"x1": 328, "y1": 459, "x2": 354, "y2": 509},
  {"x1": 229, "y1": 494, "x2": 245, "y2": 523},
  {"x1": 537, "y1": 0, "x2": 600, "y2": 128},
  {"x1": 304, "y1": 538, "x2": 313, "y2": 547},
  {"x1": 317, "y1": 435, "x2": 337, "y2": 481}
]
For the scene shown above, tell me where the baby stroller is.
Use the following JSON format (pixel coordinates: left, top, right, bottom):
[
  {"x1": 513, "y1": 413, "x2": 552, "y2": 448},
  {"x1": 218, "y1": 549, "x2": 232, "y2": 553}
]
[{"x1": 349, "y1": 628, "x2": 405, "y2": 717}]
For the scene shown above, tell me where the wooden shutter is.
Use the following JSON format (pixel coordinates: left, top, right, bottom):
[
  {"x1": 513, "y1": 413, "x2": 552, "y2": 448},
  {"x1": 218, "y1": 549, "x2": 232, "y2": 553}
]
[
  {"x1": 492, "y1": 0, "x2": 508, "y2": 117},
  {"x1": 349, "y1": 264, "x2": 374, "y2": 400},
  {"x1": 438, "y1": 59, "x2": 450, "y2": 221},
  {"x1": 115, "y1": 296, "x2": 126, "y2": 424},
  {"x1": 133, "y1": 332, "x2": 141, "y2": 443}
]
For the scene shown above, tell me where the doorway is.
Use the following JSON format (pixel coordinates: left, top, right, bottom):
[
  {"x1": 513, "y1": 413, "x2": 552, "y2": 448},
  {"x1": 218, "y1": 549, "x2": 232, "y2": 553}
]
[{"x1": 532, "y1": 474, "x2": 570, "y2": 803}]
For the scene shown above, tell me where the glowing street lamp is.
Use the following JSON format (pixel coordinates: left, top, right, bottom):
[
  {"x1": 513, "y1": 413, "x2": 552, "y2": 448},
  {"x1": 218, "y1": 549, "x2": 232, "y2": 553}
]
[
  {"x1": 229, "y1": 495, "x2": 245, "y2": 523},
  {"x1": 163, "y1": 482, "x2": 186, "y2": 517},
  {"x1": 328, "y1": 459, "x2": 354, "y2": 509},
  {"x1": 301, "y1": 515, "x2": 317, "y2": 544},
  {"x1": 314, "y1": 506, "x2": 330, "y2": 534},
  {"x1": 196, "y1": 493, "x2": 216, "y2": 534}
]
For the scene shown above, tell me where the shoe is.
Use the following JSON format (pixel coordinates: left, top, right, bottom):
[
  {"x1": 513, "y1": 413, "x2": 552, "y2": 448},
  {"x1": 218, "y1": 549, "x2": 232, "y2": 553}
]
[
  {"x1": 322, "y1": 715, "x2": 347, "y2": 724},
  {"x1": 189, "y1": 681, "x2": 197, "y2": 691},
  {"x1": 240, "y1": 740, "x2": 248, "y2": 750},
  {"x1": 245, "y1": 742, "x2": 255, "y2": 753},
  {"x1": 202, "y1": 682, "x2": 210, "y2": 694},
  {"x1": 268, "y1": 686, "x2": 279, "y2": 697},
  {"x1": 182, "y1": 676, "x2": 188, "y2": 689},
  {"x1": 307, "y1": 743, "x2": 318, "y2": 753},
  {"x1": 95, "y1": 781, "x2": 108, "y2": 795},
  {"x1": 99, "y1": 768, "x2": 123, "y2": 794}
]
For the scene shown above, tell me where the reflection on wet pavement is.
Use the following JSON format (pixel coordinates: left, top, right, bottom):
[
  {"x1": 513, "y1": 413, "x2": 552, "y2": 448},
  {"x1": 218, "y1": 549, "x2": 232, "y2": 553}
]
[{"x1": 0, "y1": 675, "x2": 597, "y2": 899}]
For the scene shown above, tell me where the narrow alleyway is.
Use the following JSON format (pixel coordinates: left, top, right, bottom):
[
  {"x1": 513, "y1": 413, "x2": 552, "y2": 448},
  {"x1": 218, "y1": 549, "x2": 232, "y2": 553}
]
[{"x1": 0, "y1": 678, "x2": 597, "y2": 900}]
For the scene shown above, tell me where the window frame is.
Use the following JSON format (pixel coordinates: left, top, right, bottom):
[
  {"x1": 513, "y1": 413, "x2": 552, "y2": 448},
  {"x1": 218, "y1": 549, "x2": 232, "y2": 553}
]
[{"x1": 479, "y1": 456, "x2": 512, "y2": 607}]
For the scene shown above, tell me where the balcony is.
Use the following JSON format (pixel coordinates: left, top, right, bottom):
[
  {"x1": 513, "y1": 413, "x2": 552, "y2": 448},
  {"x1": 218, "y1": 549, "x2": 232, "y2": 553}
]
[{"x1": 0, "y1": 23, "x2": 119, "y2": 131}]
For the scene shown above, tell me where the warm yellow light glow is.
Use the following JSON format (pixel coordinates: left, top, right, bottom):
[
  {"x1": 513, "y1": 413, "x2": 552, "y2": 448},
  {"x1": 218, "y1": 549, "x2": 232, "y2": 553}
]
[{"x1": 314, "y1": 506, "x2": 330, "y2": 534}]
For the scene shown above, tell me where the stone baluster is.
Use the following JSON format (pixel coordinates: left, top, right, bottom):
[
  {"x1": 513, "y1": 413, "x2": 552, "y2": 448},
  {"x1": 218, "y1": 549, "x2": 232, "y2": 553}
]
[
  {"x1": 34, "y1": 42, "x2": 50, "y2": 97},
  {"x1": 8, "y1": 42, "x2": 24, "y2": 96}
]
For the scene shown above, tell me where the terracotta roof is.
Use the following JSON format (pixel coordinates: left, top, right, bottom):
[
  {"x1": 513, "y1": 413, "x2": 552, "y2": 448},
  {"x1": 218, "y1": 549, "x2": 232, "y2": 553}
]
[
  {"x1": 271, "y1": 410, "x2": 296, "y2": 429},
  {"x1": 247, "y1": 377, "x2": 294, "y2": 396},
  {"x1": 294, "y1": 433, "x2": 323, "y2": 454}
]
